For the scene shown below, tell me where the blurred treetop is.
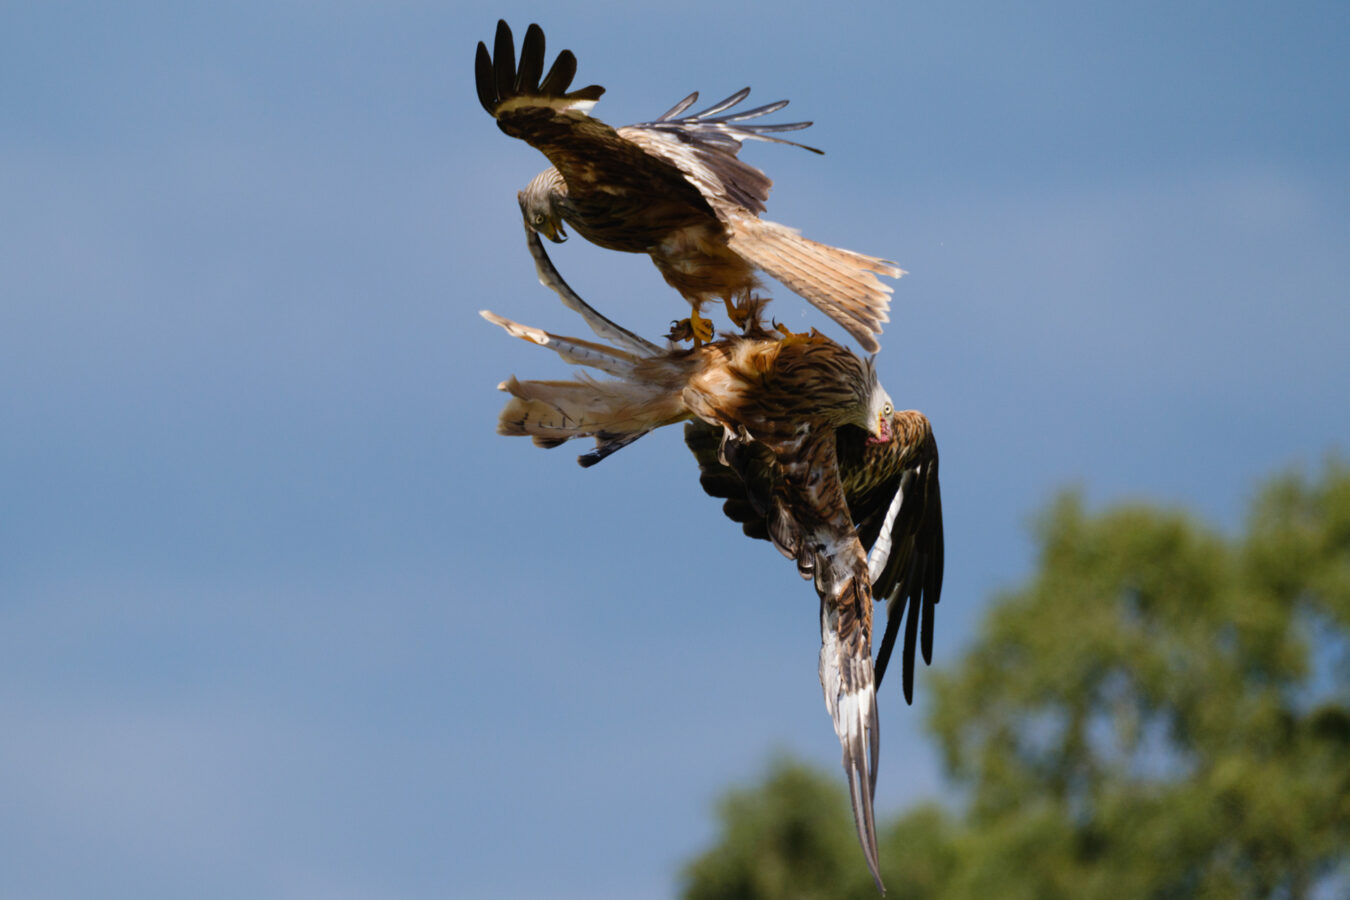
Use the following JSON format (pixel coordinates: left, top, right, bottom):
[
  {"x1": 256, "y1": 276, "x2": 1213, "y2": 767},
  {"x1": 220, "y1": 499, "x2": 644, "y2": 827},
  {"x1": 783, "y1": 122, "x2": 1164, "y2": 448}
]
[{"x1": 682, "y1": 459, "x2": 1350, "y2": 900}]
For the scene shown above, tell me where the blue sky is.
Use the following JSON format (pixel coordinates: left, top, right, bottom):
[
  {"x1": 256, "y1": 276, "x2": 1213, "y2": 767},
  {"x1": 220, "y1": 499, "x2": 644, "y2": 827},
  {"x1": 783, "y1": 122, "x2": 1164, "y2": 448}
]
[{"x1": 3, "y1": 2, "x2": 1348, "y2": 898}]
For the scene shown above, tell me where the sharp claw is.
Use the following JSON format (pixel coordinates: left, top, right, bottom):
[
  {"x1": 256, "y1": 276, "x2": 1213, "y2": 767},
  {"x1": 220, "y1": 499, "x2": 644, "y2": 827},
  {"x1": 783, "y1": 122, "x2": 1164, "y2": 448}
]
[
  {"x1": 723, "y1": 295, "x2": 764, "y2": 331},
  {"x1": 669, "y1": 309, "x2": 715, "y2": 346},
  {"x1": 667, "y1": 319, "x2": 689, "y2": 342},
  {"x1": 692, "y1": 310, "x2": 714, "y2": 345}
]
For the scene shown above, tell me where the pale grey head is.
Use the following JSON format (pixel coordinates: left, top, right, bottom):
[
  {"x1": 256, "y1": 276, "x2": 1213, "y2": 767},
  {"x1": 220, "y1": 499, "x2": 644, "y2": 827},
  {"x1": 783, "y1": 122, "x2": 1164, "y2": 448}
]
[
  {"x1": 861, "y1": 357, "x2": 894, "y2": 444},
  {"x1": 518, "y1": 168, "x2": 568, "y2": 243}
]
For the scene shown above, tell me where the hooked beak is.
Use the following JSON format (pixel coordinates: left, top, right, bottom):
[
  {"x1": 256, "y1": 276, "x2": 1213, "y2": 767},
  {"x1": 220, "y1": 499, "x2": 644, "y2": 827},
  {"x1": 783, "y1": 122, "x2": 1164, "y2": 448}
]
[
  {"x1": 866, "y1": 413, "x2": 892, "y2": 445},
  {"x1": 537, "y1": 219, "x2": 567, "y2": 243}
]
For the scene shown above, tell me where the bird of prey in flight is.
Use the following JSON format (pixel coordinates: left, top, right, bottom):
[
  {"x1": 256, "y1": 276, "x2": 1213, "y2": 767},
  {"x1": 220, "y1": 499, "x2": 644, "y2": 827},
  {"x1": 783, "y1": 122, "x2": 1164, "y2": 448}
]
[
  {"x1": 475, "y1": 19, "x2": 903, "y2": 351},
  {"x1": 482, "y1": 227, "x2": 942, "y2": 892}
]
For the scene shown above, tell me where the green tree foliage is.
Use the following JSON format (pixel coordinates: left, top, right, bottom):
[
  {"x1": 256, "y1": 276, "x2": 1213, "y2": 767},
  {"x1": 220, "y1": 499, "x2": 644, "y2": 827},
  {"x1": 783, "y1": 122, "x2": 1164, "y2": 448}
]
[{"x1": 681, "y1": 460, "x2": 1350, "y2": 899}]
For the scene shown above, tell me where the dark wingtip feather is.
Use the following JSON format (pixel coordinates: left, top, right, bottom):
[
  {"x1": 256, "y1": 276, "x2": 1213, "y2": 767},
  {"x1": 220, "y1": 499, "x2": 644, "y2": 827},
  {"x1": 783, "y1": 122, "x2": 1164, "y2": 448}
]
[
  {"x1": 921, "y1": 591, "x2": 935, "y2": 666},
  {"x1": 922, "y1": 474, "x2": 944, "y2": 665},
  {"x1": 873, "y1": 601, "x2": 901, "y2": 691},
  {"x1": 902, "y1": 592, "x2": 920, "y2": 705},
  {"x1": 570, "y1": 84, "x2": 606, "y2": 104},
  {"x1": 577, "y1": 430, "x2": 649, "y2": 467},
  {"x1": 538, "y1": 48, "x2": 578, "y2": 96},
  {"x1": 474, "y1": 42, "x2": 497, "y2": 114},
  {"x1": 515, "y1": 23, "x2": 546, "y2": 93},
  {"x1": 492, "y1": 20, "x2": 516, "y2": 98}
]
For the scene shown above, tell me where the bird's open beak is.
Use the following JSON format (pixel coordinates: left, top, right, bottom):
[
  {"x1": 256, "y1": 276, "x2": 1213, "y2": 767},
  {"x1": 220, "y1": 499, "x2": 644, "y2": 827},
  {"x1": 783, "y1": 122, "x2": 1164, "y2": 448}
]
[{"x1": 866, "y1": 414, "x2": 892, "y2": 445}]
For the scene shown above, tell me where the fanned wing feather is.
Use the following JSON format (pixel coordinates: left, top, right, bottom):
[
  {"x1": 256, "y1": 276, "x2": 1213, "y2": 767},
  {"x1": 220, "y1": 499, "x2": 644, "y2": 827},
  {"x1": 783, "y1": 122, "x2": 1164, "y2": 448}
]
[
  {"x1": 863, "y1": 421, "x2": 943, "y2": 702},
  {"x1": 538, "y1": 46, "x2": 579, "y2": 97},
  {"x1": 474, "y1": 42, "x2": 497, "y2": 114},
  {"x1": 632, "y1": 87, "x2": 823, "y2": 155},
  {"x1": 655, "y1": 91, "x2": 700, "y2": 121},
  {"x1": 476, "y1": 21, "x2": 710, "y2": 222},
  {"x1": 492, "y1": 21, "x2": 516, "y2": 102},
  {"x1": 476, "y1": 20, "x2": 604, "y2": 118},
  {"x1": 619, "y1": 87, "x2": 822, "y2": 217},
  {"x1": 514, "y1": 23, "x2": 545, "y2": 93}
]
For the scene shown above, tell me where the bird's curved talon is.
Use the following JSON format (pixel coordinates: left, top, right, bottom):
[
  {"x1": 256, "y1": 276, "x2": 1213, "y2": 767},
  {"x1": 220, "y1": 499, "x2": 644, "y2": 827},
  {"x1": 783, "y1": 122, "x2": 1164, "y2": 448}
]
[
  {"x1": 773, "y1": 322, "x2": 824, "y2": 346},
  {"x1": 724, "y1": 296, "x2": 762, "y2": 331},
  {"x1": 670, "y1": 309, "x2": 715, "y2": 346}
]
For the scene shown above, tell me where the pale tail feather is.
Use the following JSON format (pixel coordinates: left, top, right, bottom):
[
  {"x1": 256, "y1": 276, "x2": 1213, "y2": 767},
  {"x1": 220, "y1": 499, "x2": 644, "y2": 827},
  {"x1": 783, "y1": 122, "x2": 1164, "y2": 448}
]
[
  {"x1": 728, "y1": 217, "x2": 903, "y2": 354},
  {"x1": 480, "y1": 310, "x2": 639, "y2": 378},
  {"x1": 496, "y1": 373, "x2": 666, "y2": 454},
  {"x1": 486, "y1": 311, "x2": 685, "y2": 466},
  {"x1": 820, "y1": 602, "x2": 884, "y2": 894}
]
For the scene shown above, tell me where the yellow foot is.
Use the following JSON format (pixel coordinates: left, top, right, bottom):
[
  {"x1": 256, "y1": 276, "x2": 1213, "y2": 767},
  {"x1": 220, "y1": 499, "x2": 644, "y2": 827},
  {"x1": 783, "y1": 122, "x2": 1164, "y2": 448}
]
[
  {"x1": 669, "y1": 308, "x2": 716, "y2": 346},
  {"x1": 773, "y1": 322, "x2": 825, "y2": 345},
  {"x1": 723, "y1": 295, "x2": 765, "y2": 331}
]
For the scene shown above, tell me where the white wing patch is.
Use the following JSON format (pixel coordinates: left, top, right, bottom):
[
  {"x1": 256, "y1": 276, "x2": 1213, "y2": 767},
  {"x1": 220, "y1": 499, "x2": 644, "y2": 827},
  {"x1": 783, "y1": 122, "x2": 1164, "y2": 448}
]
[
  {"x1": 495, "y1": 95, "x2": 598, "y2": 116},
  {"x1": 867, "y1": 476, "x2": 907, "y2": 584}
]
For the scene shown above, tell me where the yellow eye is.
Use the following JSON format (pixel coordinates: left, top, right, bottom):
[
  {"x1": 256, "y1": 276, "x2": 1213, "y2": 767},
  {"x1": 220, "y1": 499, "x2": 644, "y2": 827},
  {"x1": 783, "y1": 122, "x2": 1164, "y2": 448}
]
[
  {"x1": 534, "y1": 214, "x2": 547, "y2": 226},
  {"x1": 882, "y1": 402, "x2": 893, "y2": 416}
]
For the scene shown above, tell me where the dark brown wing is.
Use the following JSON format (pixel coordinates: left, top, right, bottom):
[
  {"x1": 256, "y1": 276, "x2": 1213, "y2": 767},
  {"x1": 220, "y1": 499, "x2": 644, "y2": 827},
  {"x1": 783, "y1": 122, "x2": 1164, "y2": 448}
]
[
  {"x1": 475, "y1": 21, "x2": 714, "y2": 224},
  {"x1": 478, "y1": 22, "x2": 826, "y2": 226},
  {"x1": 842, "y1": 413, "x2": 944, "y2": 704},
  {"x1": 686, "y1": 411, "x2": 945, "y2": 703},
  {"x1": 683, "y1": 419, "x2": 772, "y2": 541}
]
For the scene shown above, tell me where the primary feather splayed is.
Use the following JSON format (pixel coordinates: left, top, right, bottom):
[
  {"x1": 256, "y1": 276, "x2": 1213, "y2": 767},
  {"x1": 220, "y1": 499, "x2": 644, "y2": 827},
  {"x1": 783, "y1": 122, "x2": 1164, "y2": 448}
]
[{"x1": 476, "y1": 20, "x2": 903, "y2": 351}]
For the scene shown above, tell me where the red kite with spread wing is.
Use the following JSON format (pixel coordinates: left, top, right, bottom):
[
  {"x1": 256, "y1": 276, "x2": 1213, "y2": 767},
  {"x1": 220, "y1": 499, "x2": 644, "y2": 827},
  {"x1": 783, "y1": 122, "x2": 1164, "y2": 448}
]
[{"x1": 475, "y1": 20, "x2": 902, "y2": 351}]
